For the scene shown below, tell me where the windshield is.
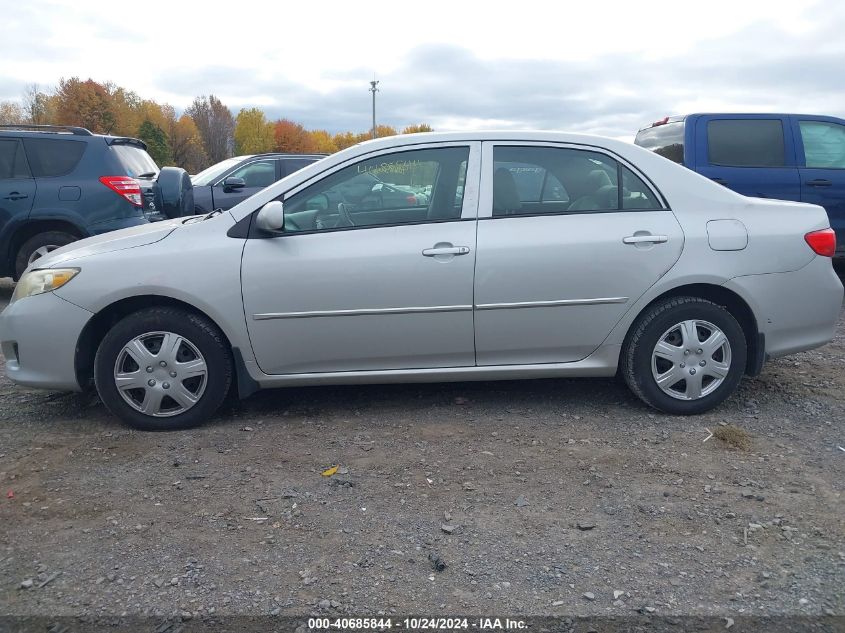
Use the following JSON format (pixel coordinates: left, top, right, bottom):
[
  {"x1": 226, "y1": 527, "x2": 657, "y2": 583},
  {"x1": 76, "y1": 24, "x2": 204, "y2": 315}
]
[
  {"x1": 192, "y1": 157, "x2": 248, "y2": 186},
  {"x1": 111, "y1": 145, "x2": 160, "y2": 177}
]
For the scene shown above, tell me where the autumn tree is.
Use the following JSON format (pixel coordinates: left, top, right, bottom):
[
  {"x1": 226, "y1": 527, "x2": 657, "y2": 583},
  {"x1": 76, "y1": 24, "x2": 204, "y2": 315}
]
[
  {"x1": 186, "y1": 95, "x2": 234, "y2": 164},
  {"x1": 374, "y1": 124, "x2": 398, "y2": 138},
  {"x1": 309, "y1": 129, "x2": 337, "y2": 154},
  {"x1": 402, "y1": 123, "x2": 433, "y2": 134},
  {"x1": 332, "y1": 131, "x2": 358, "y2": 151},
  {"x1": 54, "y1": 77, "x2": 116, "y2": 133},
  {"x1": 234, "y1": 108, "x2": 274, "y2": 154},
  {"x1": 0, "y1": 101, "x2": 25, "y2": 125},
  {"x1": 138, "y1": 119, "x2": 173, "y2": 166},
  {"x1": 22, "y1": 84, "x2": 56, "y2": 125},
  {"x1": 273, "y1": 119, "x2": 318, "y2": 153},
  {"x1": 168, "y1": 114, "x2": 208, "y2": 173}
]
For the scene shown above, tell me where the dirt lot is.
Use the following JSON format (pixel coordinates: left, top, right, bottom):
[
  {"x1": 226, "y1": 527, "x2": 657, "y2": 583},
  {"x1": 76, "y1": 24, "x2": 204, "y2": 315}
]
[{"x1": 0, "y1": 276, "x2": 843, "y2": 628}]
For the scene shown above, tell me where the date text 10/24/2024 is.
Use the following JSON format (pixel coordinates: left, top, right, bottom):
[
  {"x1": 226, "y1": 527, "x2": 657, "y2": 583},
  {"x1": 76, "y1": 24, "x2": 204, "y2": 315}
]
[{"x1": 308, "y1": 617, "x2": 528, "y2": 630}]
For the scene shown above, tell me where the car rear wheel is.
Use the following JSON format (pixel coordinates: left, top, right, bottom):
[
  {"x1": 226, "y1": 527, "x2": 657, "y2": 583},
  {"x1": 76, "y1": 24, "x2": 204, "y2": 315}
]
[
  {"x1": 15, "y1": 231, "x2": 77, "y2": 279},
  {"x1": 94, "y1": 307, "x2": 232, "y2": 430},
  {"x1": 621, "y1": 297, "x2": 746, "y2": 415}
]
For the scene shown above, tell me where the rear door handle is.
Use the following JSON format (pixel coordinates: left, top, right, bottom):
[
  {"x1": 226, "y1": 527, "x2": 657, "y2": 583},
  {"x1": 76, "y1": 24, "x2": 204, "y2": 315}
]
[
  {"x1": 623, "y1": 234, "x2": 668, "y2": 245},
  {"x1": 805, "y1": 179, "x2": 832, "y2": 187},
  {"x1": 422, "y1": 246, "x2": 471, "y2": 257},
  {"x1": 3, "y1": 193, "x2": 28, "y2": 201}
]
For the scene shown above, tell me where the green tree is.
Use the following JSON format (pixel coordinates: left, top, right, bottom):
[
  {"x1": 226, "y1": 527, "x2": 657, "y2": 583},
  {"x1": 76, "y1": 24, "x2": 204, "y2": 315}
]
[
  {"x1": 234, "y1": 108, "x2": 274, "y2": 154},
  {"x1": 138, "y1": 119, "x2": 173, "y2": 166}
]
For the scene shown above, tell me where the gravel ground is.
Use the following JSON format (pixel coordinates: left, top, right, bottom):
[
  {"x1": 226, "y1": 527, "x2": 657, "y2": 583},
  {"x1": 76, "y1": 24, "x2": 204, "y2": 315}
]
[{"x1": 0, "y1": 275, "x2": 843, "y2": 627}]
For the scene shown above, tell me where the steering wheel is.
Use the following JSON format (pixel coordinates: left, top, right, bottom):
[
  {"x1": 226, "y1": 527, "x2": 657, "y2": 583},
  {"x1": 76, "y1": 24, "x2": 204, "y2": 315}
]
[{"x1": 314, "y1": 202, "x2": 355, "y2": 230}]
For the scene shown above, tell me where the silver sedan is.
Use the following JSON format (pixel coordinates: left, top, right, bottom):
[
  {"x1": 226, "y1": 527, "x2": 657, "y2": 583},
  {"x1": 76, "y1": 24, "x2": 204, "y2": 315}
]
[{"x1": 1, "y1": 132, "x2": 842, "y2": 430}]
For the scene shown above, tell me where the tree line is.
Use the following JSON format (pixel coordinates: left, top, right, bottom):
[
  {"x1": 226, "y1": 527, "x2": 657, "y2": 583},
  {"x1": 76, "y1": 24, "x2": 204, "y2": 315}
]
[{"x1": 0, "y1": 78, "x2": 433, "y2": 172}]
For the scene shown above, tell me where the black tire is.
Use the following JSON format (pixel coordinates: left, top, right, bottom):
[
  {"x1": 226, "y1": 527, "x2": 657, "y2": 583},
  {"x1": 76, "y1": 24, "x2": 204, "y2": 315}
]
[
  {"x1": 15, "y1": 231, "x2": 77, "y2": 279},
  {"x1": 155, "y1": 167, "x2": 195, "y2": 218},
  {"x1": 621, "y1": 297, "x2": 746, "y2": 415},
  {"x1": 94, "y1": 307, "x2": 232, "y2": 431}
]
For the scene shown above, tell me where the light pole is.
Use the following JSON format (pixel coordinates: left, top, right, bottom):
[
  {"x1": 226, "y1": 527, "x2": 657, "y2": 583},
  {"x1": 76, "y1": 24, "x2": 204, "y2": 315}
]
[{"x1": 369, "y1": 79, "x2": 379, "y2": 139}]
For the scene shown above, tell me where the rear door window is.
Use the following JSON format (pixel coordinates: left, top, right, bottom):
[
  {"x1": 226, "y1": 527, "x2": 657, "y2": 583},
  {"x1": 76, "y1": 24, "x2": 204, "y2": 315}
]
[
  {"x1": 0, "y1": 139, "x2": 31, "y2": 179},
  {"x1": 707, "y1": 119, "x2": 785, "y2": 167},
  {"x1": 492, "y1": 146, "x2": 660, "y2": 216},
  {"x1": 22, "y1": 138, "x2": 86, "y2": 177},
  {"x1": 282, "y1": 158, "x2": 320, "y2": 177},
  {"x1": 798, "y1": 121, "x2": 845, "y2": 168}
]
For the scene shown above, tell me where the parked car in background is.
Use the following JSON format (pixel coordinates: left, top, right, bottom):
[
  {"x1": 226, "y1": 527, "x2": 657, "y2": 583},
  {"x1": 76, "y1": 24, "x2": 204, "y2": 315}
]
[
  {"x1": 2, "y1": 131, "x2": 841, "y2": 430},
  {"x1": 635, "y1": 113, "x2": 845, "y2": 256},
  {"x1": 191, "y1": 153, "x2": 325, "y2": 213},
  {"x1": 0, "y1": 125, "x2": 193, "y2": 279}
]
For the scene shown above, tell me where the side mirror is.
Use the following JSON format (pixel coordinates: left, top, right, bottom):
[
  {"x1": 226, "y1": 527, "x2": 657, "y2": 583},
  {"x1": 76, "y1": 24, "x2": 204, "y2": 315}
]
[
  {"x1": 255, "y1": 201, "x2": 285, "y2": 233},
  {"x1": 222, "y1": 176, "x2": 246, "y2": 192}
]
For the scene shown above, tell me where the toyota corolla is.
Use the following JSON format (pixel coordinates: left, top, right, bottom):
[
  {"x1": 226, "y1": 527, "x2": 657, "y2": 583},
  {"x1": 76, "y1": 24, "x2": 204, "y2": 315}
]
[{"x1": 1, "y1": 132, "x2": 841, "y2": 430}]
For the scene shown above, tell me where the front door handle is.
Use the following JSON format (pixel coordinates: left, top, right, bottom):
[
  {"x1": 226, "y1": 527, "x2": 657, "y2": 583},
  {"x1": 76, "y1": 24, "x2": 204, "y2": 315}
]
[
  {"x1": 805, "y1": 178, "x2": 832, "y2": 187},
  {"x1": 623, "y1": 234, "x2": 668, "y2": 245},
  {"x1": 422, "y1": 245, "x2": 471, "y2": 257},
  {"x1": 3, "y1": 193, "x2": 28, "y2": 201}
]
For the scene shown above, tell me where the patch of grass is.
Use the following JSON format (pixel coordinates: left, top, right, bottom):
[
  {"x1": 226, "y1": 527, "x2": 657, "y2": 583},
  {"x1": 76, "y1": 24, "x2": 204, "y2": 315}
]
[{"x1": 713, "y1": 424, "x2": 752, "y2": 451}]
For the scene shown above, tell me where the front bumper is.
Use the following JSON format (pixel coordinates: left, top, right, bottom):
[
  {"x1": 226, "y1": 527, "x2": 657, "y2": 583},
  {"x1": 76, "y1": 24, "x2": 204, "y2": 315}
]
[
  {"x1": 725, "y1": 255, "x2": 844, "y2": 359},
  {"x1": 0, "y1": 291, "x2": 93, "y2": 391}
]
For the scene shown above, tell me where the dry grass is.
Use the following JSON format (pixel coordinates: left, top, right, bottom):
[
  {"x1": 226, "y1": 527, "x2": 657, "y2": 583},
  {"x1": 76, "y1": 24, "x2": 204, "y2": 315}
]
[{"x1": 712, "y1": 424, "x2": 752, "y2": 451}]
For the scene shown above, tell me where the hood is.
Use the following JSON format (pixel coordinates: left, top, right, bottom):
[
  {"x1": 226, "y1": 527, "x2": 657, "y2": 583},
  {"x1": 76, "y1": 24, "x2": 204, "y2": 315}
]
[{"x1": 34, "y1": 218, "x2": 187, "y2": 270}]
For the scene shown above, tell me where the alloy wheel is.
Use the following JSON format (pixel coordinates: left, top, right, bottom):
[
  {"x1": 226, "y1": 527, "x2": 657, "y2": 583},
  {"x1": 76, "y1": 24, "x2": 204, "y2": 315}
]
[{"x1": 28, "y1": 245, "x2": 60, "y2": 265}]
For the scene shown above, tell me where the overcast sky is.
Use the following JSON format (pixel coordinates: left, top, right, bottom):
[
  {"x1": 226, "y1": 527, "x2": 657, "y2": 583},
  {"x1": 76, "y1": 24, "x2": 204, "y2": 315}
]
[{"x1": 2, "y1": 0, "x2": 844, "y2": 138}]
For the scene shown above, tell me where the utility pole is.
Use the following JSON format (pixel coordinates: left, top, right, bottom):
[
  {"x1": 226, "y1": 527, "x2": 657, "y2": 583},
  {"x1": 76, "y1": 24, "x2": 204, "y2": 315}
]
[{"x1": 369, "y1": 79, "x2": 379, "y2": 139}]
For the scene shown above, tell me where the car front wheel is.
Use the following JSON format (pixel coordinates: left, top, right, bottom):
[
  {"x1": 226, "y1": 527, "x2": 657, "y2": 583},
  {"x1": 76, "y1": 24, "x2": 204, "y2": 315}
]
[
  {"x1": 94, "y1": 307, "x2": 232, "y2": 430},
  {"x1": 621, "y1": 297, "x2": 747, "y2": 415}
]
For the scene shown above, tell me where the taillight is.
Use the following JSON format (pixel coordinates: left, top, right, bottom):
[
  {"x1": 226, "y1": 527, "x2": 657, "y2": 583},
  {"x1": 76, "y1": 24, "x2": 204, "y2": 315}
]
[
  {"x1": 99, "y1": 176, "x2": 142, "y2": 207},
  {"x1": 406, "y1": 194, "x2": 417, "y2": 205},
  {"x1": 804, "y1": 228, "x2": 836, "y2": 257}
]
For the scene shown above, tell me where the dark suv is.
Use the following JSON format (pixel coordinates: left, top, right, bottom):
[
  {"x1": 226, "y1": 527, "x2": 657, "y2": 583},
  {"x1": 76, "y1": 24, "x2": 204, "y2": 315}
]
[{"x1": 0, "y1": 125, "x2": 193, "y2": 279}]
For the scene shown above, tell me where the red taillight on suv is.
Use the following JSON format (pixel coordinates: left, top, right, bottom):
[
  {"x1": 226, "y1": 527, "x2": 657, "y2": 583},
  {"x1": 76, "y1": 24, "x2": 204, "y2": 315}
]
[
  {"x1": 406, "y1": 194, "x2": 417, "y2": 205},
  {"x1": 804, "y1": 228, "x2": 836, "y2": 257},
  {"x1": 99, "y1": 176, "x2": 142, "y2": 207}
]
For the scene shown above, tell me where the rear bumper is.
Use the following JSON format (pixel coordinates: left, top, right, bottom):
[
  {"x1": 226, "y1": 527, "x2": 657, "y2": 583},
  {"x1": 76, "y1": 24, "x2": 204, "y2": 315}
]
[
  {"x1": 725, "y1": 256, "x2": 843, "y2": 359},
  {"x1": 0, "y1": 291, "x2": 93, "y2": 391}
]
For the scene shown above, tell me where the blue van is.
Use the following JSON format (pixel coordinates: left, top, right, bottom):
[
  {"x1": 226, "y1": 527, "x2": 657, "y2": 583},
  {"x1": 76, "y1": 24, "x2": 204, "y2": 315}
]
[{"x1": 634, "y1": 113, "x2": 845, "y2": 256}]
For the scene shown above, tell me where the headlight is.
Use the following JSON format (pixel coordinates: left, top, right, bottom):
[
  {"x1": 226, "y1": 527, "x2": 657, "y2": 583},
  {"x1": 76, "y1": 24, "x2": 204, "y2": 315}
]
[{"x1": 11, "y1": 268, "x2": 80, "y2": 304}]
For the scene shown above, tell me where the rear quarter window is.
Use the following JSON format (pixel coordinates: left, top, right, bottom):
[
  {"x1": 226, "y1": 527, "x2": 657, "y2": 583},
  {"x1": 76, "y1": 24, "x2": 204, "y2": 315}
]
[
  {"x1": 22, "y1": 138, "x2": 87, "y2": 177},
  {"x1": 110, "y1": 144, "x2": 160, "y2": 177},
  {"x1": 634, "y1": 121, "x2": 685, "y2": 163},
  {"x1": 707, "y1": 119, "x2": 785, "y2": 167}
]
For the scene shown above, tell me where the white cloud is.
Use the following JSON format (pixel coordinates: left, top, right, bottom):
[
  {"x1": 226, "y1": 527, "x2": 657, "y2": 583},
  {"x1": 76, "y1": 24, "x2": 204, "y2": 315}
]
[{"x1": 1, "y1": 0, "x2": 844, "y2": 136}]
